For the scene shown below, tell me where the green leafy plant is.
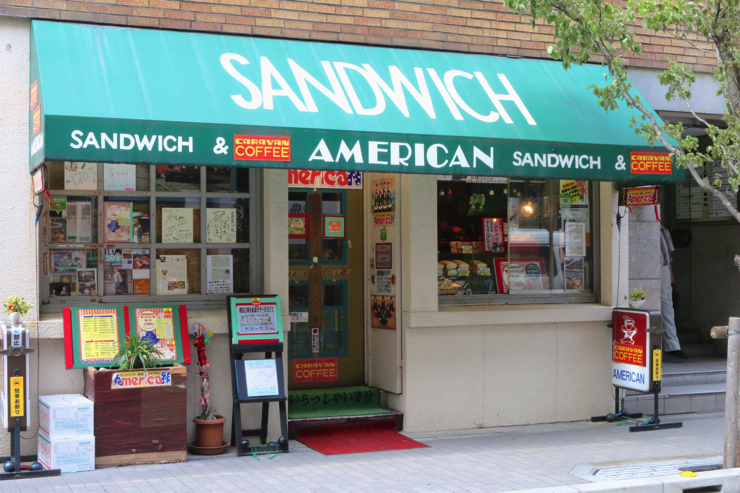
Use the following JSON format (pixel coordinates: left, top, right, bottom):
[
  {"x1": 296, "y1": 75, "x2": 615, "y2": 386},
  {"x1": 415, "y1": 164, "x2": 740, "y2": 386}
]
[
  {"x1": 629, "y1": 288, "x2": 648, "y2": 302},
  {"x1": 112, "y1": 334, "x2": 164, "y2": 370},
  {"x1": 3, "y1": 296, "x2": 32, "y2": 317}
]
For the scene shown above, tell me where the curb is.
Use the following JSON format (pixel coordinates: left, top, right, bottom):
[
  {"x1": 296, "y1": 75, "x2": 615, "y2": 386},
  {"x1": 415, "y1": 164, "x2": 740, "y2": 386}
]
[{"x1": 512, "y1": 467, "x2": 740, "y2": 492}]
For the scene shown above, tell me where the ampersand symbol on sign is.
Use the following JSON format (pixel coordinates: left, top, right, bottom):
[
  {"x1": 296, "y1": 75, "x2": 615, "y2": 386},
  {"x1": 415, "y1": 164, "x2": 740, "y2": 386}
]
[
  {"x1": 213, "y1": 137, "x2": 229, "y2": 155},
  {"x1": 615, "y1": 155, "x2": 627, "y2": 171}
]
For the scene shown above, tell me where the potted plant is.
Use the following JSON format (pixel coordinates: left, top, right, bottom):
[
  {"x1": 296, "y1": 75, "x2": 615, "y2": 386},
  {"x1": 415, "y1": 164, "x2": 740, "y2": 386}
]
[
  {"x1": 112, "y1": 334, "x2": 164, "y2": 369},
  {"x1": 3, "y1": 296, "x2": 32, "y2": 325},
  {"x1": 629, "y1": 288, "x2": 648, "y2": 309},
  {"x1": 190, "y1": 323, "x2": 227, "y2": 454}
]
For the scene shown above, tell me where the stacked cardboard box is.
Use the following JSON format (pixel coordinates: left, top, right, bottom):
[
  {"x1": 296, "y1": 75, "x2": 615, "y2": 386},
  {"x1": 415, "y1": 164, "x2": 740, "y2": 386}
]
[{"x1": 37, "y1": 395, "x2": 95, "y2": 473}]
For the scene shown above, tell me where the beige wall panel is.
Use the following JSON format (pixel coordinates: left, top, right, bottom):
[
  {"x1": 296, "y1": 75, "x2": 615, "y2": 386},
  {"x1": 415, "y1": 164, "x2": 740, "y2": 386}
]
[
  {"x1": 483, "y1": 324, "x2": 557, "y2": 427},
  {"x1": 403, "y1": 326, "x2": 484, "y2": 432},
  {"x1": 555, "y1": 322, "x2": 614, "y2": 421}
]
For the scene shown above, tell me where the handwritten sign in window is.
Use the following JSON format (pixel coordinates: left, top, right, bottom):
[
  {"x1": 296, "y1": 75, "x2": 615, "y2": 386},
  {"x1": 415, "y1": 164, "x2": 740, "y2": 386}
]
[
  {"x1": 206, "y1": 209, "x2": 236, "y2": 243},
  {"x1": 104, "y1": 163, "x2": 136, "y2": 191},
  {"x1": 243, "y1": 360, "x2": 279, "y2": 397},
  {"x1": 162, "y1": 208, "x2": 194, "y2": 243},
  {"x1": 64, "y1": 162, "x2": 97, "y2": 190}
]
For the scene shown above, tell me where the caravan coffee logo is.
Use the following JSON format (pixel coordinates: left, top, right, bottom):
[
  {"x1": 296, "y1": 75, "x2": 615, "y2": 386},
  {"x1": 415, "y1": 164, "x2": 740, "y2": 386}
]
[{"x1": 234, "y1": 135, "x2": 291, "y2": 161}]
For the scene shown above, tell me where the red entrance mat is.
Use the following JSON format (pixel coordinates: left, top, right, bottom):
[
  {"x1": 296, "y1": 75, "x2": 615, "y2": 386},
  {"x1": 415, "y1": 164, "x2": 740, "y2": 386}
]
[{"x1": 296, "y1": 420, "x2": 428, "y2": 455}]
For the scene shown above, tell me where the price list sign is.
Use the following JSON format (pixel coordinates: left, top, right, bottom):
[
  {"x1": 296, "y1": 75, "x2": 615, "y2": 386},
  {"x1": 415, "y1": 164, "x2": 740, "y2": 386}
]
[{"x1": 228, "y1": 296, "x2": 284, "y2": 345}]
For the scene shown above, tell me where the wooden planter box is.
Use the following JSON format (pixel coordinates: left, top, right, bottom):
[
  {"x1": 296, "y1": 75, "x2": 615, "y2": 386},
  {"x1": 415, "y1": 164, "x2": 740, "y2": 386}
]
[{"x1": 83, "y1": 365, "x2": 187, "y2": 468}]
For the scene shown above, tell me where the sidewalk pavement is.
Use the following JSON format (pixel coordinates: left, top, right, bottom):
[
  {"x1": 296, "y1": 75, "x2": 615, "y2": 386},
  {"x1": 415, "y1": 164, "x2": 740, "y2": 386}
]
[{"x1": 0, "y1": 412, "x2": 724, "y2": 493}]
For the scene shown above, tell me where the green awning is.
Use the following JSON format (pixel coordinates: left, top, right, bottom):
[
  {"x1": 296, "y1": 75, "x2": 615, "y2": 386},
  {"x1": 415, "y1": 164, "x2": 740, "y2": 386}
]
[{"x1": 29, "y1": 20, "x2": 679, "y2": 183}]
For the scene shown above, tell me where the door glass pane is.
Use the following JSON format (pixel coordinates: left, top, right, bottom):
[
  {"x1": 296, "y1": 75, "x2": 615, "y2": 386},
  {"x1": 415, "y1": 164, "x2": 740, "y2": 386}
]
[
  {"x1": 206, "y1": 166, "x2": 250, "y2": 192},
  {"x1": 289, "y1": 284, "x2": 309, "y2": 307},
  {"x1": 156, "y1": 165, "x2": 200, "y2": 191},
  {"x1": 321, "y1": 309, "x2": 345, "y2": 354},
  {"x1": 323, "y1": 284, "x2": 343, "y2": 306},
  {"x1": 288, "y1": 192, "x2": 308, "y2": 214},
  {"x1": 322, "y1": 193, "x2": 342, "y2": 214},
  {"x1": 290, "y1": 322, "x2": 311, "y2": 356}
]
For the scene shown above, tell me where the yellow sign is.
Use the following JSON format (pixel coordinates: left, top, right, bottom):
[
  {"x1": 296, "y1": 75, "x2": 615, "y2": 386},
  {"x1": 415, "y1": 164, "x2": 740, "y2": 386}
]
[
  {"x1": 10, "y1": 377, "x2": 24, "y2": 417},
  {"x1": 652, "y1": 349, "x2": 662, "y2": 382}
]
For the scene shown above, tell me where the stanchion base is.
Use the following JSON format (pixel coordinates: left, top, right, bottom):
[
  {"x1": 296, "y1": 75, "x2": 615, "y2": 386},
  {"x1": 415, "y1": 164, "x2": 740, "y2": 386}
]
[
  {"x1": 240, "y1": 443, "x2": 288, "y2": 456},
  {"x1": 0, "y1": 469, "x2": 61, "y2": 481},
  {"x1": 591, "y1": 411, "x2": 643, "y2": 423},
  {"x1": 629, "y1": 421, "x2": 682, "y2": 432}
]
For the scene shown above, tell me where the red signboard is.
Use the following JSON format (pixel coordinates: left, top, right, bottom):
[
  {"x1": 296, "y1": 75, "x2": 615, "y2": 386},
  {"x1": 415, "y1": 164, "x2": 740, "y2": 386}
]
[
  {"x1": 293, "y1": 358, "x2": 338, "y2": 383},
  {"x1": 234, "y1": 135, "x2": 290, "y2": 161},
  {"x1": 625, "y1": 186, "x2": 658, "y2": 206},
  {"x1": 630, "y1": 152, "x2": 672, "y2": 174},
  {"x1": 288, "y1": 170, "x2": 363, "y2": 189},
  {"x1": 612, "y1": 308, "x2": 651, "y2": 392}
]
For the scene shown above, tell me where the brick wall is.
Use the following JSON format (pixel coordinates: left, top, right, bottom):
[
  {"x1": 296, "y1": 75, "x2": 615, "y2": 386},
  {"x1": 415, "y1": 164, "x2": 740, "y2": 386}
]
[{"x1": 0, "y1": 0, "x2": 716, "y2": 72}]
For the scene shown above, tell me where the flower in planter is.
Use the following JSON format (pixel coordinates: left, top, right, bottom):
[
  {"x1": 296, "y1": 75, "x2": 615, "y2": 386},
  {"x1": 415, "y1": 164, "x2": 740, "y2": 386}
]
[
  {"x1": 112, "y1": 334, "x2": 164, "y2": 370},
  {"x1": 3, "y1": 296, "x2": 32, "y2": 316},
  {"x1": 193, "y1": 323, "x2": 218, "y2": 421}
]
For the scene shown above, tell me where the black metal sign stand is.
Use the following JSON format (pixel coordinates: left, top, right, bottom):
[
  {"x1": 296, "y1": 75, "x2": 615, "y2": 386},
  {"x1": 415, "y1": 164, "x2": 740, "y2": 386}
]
[
  {"x1": 591, "y1": 386, "x2": 643, "y2": 423},
  {"x1": 229, "y1": 343, "x2": 289, "y2": 457},
  {"x1": 629, "y1": 344, "x2": 682, "y2": 432}
]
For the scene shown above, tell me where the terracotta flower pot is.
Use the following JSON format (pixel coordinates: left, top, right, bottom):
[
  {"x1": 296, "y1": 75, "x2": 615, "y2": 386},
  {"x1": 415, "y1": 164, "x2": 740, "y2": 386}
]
[{"x1": 193, "y1": 415, "x2": 225, "y2": 448}]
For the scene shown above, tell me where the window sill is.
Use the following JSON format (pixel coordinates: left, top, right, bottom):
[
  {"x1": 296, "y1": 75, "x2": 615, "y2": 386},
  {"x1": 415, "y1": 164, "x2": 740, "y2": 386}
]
[{"x1": 407, "y1": 303, "x2": 613, "y2": 328}]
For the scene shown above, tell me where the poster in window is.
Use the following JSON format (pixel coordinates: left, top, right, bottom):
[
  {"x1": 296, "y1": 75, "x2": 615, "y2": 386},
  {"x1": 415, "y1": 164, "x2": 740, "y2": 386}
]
[
  {"x1": 134, "y1": 308, "x2": 178, "y2": 362},
  {"x1": 103, "y1": 163, "x2": 136, "y2": 191},
  {"x1": 64, "y1": 162, "x2": 97, "y2": 190},
  {"x1": 207, "y1": 255, "x2": 233, "y2": 294},
  {"x1": 132, "y1": 249, "x2": 151, "y2": 295},
  {"x1": 76, "y1": 268, "x2": 97, "y2": 296},
  {"x1": 104, "y1": 202, "x2": 133, "y2": 242},
  {"x1": 482, "y1": 217, "x2": 506, "y2": 253},
  {"x1": 157, "y1": 255, "x2": 188, "y2": 295},
  {"x1": 560, "y1": 180, "x2": 588, "y2": 209},
  {"x1": 493, "y1": 257, "x2": 548, "y2": 294},
  {"x1": 288, "y1": 214, "x2": 309, "y2": 238},
  {"x1": 565, "y1": 222, "x2": 586, "y2": 257},
  {"x1": 564, "y1": 257, "x2": 585, "y2": 291},
  {"x1": 51, "y1": 250, "x2": 87, "y2": 272},
  {"x1": 50, "y1": 218, "x2": 67, "y2": 242},
  {"x1": 50, "y1": 283, "x2": 71, "y2": 297},
  {"x1": 206, "y1": 209, "x2": 237, "y2": 243},
  {"x1": 162, "y1": 208, "x2": 194, "y2": 243}
]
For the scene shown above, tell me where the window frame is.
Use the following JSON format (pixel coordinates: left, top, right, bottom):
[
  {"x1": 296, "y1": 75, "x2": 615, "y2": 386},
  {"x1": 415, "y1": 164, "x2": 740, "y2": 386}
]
[
  {"x1": 39, "y1": 163, "x2": 263, "y2": 313},
  {"x1": 437, "y1": 179, "x2": 601, "y2": 306}
]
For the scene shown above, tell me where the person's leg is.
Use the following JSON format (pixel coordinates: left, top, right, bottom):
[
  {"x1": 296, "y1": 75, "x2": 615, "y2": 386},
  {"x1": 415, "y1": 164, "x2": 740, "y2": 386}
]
[{"x1": 661, "y1": 264, "x2": 681, "y2": 352}]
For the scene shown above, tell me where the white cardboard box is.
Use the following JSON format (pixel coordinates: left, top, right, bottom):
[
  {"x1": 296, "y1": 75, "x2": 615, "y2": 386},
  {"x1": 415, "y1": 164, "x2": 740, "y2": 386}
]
[
  {"x1": 38, "y1": 432, "x2": 95, "y2": 473},
  {"x1": 39, "y1": 394, "x2": 94, "y2": 439}
]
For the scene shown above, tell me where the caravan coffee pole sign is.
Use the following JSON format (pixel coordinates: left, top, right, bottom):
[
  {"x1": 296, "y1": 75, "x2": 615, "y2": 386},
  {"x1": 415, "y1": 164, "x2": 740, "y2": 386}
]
[
  {"x1": 612, "y1": 309, "x2": 651, "y2": 392},
  {"x1": 30, "y1": 21, "x2": 681, "y2": 183}
]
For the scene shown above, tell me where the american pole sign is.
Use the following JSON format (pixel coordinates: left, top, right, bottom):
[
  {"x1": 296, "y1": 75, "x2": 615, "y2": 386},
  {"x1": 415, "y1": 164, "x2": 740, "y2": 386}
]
[{"x1": 612, "y1": 308, "x2": 651, "y2": 392}]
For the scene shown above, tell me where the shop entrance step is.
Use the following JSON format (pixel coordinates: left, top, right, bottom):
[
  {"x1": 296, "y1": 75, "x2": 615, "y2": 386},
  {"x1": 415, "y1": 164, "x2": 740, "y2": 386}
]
[
  {"x1": 288, "y1": 411, "x2": 404, "y2": 440},
  {"x1": 623, "y1": 357, "x2": 727, "y2": 416}
]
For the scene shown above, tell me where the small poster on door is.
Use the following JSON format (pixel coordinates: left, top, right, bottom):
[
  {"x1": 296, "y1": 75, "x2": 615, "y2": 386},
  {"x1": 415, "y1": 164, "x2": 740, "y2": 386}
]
[
  {"x1": 323, "y1": 215, "x2": 345, "y2": 238},
  {"x1": 370, "y1": 295, "x2": 396, "y2": 330},
  {"x1": 371, "y1": 177, "x2": 395, "y2": 227},
  {"x1": 375, "y1": 243, "x2": 392, "y2": 269}
]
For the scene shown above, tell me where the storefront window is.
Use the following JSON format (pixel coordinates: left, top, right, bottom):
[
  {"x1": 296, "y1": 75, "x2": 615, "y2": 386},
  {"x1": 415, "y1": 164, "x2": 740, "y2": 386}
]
[
  {"x1": 40, "y1": 162, "x2": 260, "y2": 311},
  {"x1": 437, "y1": 177, "x2": 596, "y2": 302}
]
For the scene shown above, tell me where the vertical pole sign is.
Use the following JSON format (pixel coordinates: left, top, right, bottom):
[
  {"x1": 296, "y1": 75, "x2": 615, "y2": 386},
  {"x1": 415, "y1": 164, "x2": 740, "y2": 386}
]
[
  {"x1": 599, "y1": 308, "x2": 682, "y2": 432},
  {"x1": 0, "y1": 323, "x2": 60, "y2": 478}
]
